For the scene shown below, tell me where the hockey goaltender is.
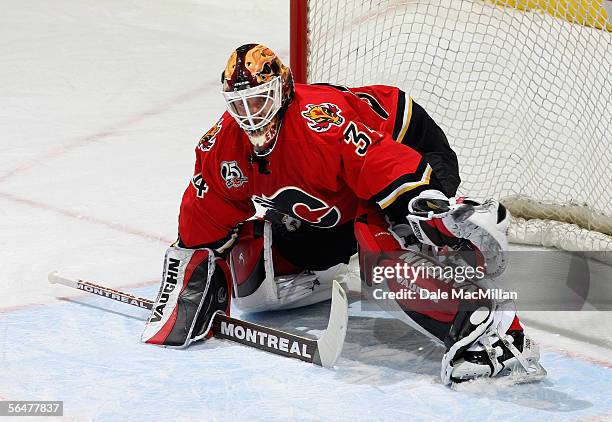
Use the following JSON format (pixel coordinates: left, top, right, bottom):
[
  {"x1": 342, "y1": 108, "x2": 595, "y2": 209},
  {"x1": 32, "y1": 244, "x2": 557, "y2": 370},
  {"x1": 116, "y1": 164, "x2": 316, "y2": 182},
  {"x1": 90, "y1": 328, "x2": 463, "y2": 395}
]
[{"x1": 141, "y1": 43, "x2": 545, "y2": 385}]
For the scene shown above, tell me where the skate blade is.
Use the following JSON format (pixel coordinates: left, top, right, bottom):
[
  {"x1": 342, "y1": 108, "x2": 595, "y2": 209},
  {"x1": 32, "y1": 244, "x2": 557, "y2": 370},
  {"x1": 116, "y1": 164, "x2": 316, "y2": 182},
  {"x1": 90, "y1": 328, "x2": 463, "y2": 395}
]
[
  {"x1": 451, "y1": 363, "x2": 547, "y2": 388},
  {"x1": 506, "y1": 363, "x2": 547, "y2": 385}
]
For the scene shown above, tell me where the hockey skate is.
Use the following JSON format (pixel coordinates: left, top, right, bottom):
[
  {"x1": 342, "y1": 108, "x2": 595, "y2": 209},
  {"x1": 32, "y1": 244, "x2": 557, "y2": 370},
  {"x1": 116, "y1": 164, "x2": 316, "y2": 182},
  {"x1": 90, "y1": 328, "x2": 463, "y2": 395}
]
[
  {"x1": 441, "y1": 315, "x2": 547, "y2": 385},
  {"x1": 440, "y1": 296, "x2": 546, "y2": 384}
]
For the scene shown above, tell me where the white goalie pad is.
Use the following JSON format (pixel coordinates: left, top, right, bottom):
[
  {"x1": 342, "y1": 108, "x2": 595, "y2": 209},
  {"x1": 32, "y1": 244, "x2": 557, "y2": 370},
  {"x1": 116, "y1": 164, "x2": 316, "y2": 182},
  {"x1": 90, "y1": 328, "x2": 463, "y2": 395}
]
[{"x1": 230, "y1": 221, "x2": 345, "y2": 312}]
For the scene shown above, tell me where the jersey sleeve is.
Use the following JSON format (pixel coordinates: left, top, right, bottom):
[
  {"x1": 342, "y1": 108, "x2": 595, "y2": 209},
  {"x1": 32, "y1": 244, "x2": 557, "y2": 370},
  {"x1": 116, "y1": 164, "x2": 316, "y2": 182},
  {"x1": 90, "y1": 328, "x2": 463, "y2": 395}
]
[
  {"x1": 335, "y1": 94, "x2": 436, "y2": 225},
  {"x1": 178, "y1": 123, "x2": 255, "y2": 252},
  {"x1": 391, "y1": 92, "x2": 461, "y2": 197},
  {"x1": 339, "y1": 120, "x2": 432, "y2": 205}
]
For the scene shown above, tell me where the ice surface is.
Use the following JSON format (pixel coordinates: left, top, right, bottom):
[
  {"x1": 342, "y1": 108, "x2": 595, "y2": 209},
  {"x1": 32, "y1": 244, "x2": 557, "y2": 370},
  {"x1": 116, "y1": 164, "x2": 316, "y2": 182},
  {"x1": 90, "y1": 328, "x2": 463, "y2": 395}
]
[
  {"x1": 1, "y1": 1, "x2": 611, "y2": 420},
  {"x1": 2, "y1": 286, "x2": 612, "y2": 421}
]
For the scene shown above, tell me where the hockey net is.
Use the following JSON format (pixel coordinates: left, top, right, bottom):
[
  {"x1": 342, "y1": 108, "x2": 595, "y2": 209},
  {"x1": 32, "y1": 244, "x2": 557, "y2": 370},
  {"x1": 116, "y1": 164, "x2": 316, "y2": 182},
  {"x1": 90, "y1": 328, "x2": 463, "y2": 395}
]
[{"x1": 291, "y1": 0, "x2": 612, "y2": 261}]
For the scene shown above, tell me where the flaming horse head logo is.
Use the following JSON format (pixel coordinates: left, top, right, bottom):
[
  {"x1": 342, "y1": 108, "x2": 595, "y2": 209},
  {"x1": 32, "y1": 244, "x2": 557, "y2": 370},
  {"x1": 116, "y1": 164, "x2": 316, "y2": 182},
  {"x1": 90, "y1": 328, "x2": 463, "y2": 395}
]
[
  {"x1": 301, "y1": 103, "x2": 344, "y2": 132},
  {"x1": 198, "y1": 118, "x2": 223, "y2": 152}
]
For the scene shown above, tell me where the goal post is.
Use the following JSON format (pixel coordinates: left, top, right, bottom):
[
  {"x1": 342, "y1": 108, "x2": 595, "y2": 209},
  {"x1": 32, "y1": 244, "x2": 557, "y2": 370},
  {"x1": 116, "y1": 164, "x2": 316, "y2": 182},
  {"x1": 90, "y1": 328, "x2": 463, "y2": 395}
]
[{"x1": 290, "y1": 0, "x2": 612, "y2": 260}]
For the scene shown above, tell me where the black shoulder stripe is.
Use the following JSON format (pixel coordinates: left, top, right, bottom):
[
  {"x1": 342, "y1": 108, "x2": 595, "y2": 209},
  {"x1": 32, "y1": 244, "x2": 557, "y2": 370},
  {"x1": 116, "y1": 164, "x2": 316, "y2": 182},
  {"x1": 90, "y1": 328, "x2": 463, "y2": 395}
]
[
  {"x1": 311, "y1": 82, "x2": 350, "y2": 92},
  {"x1": 392, "y1": 90, "x2": 407, "y2": 140},
  {"x1": 355, "y1": 92, "x2": 389, "y2": 119},
  {"x1": 370, "y1": 157, "x2": 430, "y2": 206}
]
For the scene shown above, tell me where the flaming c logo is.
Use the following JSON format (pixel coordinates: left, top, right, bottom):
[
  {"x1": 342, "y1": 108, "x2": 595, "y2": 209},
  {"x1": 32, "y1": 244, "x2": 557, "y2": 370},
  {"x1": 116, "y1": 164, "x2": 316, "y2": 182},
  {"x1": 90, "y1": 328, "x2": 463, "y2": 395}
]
[
  {"x1": 301, "y1": 103, "x2": 344, "y2": 132},
  {"x1": 253, "y1": 187, "x2": 341, "y2": 228}
]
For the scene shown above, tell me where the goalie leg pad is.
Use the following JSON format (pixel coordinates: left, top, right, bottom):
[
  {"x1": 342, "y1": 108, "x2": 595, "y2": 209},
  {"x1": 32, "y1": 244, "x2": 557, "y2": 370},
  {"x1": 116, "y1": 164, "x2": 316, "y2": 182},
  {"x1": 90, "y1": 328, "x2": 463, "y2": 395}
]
[
  {"x1": 229, "y1": 220, "x2": 338, "y2": 312},
  {"x1": 141, "y1": 246, "x2": 231, "y2": 347},
  {"x1": 355, "y1": 206, "x2": 459, "y2": 342},
  {"x1": 357, "y1": 206, "x2": 543, "y2": 384}
]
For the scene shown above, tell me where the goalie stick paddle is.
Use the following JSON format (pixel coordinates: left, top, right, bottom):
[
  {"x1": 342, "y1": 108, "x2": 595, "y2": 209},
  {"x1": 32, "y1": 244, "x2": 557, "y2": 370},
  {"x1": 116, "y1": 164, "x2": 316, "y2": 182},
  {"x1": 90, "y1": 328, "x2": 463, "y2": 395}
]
[{"x1": 47, "y1": 271, "x2": 348, "y2": 368}]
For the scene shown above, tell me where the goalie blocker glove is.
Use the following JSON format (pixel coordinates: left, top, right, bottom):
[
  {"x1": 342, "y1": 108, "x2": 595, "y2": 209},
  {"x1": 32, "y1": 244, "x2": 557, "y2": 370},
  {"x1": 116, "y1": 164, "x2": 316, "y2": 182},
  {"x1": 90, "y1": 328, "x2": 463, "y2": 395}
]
[
  {"x1": 141, "y1": 246, "x2": 231, "y2": 347},
  {"x1": 406, "y1": 189, "x2": 510, "y2": 277}
]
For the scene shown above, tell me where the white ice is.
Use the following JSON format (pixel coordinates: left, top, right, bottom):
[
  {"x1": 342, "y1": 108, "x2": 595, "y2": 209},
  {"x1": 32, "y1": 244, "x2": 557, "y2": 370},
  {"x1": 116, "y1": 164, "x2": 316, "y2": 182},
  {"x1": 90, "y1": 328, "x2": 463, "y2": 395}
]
[{"x1": 1, "y1": 1, "x2": 612, "y2": 421}]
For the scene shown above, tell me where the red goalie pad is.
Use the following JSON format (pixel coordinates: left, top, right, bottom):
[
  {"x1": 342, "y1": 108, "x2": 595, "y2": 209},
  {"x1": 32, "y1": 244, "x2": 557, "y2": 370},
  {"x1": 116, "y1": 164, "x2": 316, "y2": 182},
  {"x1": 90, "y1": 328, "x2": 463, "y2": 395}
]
[{"x1": 355, "y1": 203, "x2": 460, "y2": 338}]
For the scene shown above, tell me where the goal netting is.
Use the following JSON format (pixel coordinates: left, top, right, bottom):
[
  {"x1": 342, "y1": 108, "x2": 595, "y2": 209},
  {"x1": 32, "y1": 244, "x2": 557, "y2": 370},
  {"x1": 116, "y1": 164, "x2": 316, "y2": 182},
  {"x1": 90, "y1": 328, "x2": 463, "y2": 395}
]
[{"x1": 293, "y1": 0, "x2": 612, "y2": 260}]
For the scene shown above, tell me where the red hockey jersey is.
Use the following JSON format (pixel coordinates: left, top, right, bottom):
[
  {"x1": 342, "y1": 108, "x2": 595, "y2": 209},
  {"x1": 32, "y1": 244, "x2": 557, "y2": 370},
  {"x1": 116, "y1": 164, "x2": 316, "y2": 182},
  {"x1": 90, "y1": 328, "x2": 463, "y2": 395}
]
[{"x1": 178, "y1": 83, "x2": 433, "y2": 250}]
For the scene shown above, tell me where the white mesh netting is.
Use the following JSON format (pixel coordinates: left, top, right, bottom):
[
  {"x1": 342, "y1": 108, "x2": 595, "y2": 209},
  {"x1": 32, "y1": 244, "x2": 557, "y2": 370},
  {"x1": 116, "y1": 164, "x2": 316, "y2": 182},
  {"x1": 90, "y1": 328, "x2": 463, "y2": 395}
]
[{"x1": 304, "y1": 0, "x2": 612, "y2": 257}]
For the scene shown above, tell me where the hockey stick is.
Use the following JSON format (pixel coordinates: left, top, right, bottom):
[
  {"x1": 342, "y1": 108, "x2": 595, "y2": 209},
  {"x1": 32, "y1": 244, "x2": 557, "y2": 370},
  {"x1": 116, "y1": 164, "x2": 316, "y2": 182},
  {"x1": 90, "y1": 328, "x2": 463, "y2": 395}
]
[{"x1": 48, "y1": 271, "x2": 348, "y2": 368}]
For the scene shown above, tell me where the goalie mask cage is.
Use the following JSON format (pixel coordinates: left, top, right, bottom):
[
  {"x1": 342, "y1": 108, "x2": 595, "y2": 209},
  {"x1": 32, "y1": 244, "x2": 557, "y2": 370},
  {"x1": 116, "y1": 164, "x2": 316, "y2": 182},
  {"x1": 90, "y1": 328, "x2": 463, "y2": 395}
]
[{"x1": 290, "y1": 0, "x2": 612, "y2": 260}]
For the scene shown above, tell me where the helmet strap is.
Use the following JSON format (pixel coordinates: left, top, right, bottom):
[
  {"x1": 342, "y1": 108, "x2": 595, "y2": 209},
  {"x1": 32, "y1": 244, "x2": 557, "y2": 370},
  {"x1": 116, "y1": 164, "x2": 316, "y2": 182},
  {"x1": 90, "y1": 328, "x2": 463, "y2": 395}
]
[{"x1": 249, "y1": 113, "x2": 284, "y2": 158}]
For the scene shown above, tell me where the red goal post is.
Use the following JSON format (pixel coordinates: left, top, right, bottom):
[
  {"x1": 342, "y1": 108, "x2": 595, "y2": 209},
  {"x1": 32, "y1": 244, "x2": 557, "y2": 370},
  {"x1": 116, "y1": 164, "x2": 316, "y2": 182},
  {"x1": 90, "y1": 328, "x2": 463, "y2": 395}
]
[
  {"x1": 289, "y1": 0, "x2": 612, "y2": 262},
  {"x1": 290, "y1": 0, "x2": 308, "y2": 84}
]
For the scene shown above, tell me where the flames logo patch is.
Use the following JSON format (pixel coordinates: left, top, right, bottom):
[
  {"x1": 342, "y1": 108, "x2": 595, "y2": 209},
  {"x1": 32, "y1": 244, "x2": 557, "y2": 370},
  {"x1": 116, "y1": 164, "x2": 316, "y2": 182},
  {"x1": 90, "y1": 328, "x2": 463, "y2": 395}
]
[
  {"x1": 301, "y1": 103, "x2": 344, "y2": 133},
  {"x1": 198, "y1": 118, "x2": 223, "y2": 152}
]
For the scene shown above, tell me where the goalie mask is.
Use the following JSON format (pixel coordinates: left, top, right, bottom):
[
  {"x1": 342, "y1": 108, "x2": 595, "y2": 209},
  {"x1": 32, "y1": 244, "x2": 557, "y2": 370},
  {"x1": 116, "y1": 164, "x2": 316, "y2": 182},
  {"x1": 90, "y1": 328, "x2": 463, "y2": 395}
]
[{"x1": 222, "y1": 44, "x2": 294, "y2": 156}]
